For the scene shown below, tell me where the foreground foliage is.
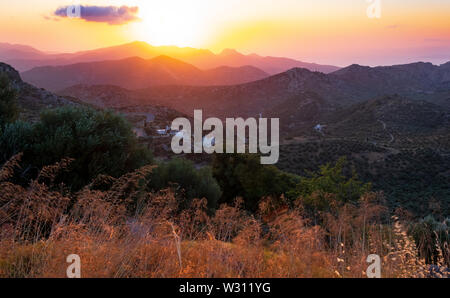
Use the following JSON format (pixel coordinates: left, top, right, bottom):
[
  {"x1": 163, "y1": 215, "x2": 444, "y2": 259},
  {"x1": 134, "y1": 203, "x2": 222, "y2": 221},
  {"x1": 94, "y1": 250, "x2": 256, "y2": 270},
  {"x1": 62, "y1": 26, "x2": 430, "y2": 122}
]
[
  {"x1": 0, "y1": 154, "x2": 448, "y2": 278},
  {"x1": 0, "y1": 106, "x2": 153, "y2": 190}
]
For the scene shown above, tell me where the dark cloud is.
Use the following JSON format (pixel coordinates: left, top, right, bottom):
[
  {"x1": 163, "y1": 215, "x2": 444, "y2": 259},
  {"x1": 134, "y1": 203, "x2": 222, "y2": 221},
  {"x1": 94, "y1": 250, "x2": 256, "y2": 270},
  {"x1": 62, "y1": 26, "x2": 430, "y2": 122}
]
[{"x1": 54, "y1": 5, "x2": 140, "y2": 25}]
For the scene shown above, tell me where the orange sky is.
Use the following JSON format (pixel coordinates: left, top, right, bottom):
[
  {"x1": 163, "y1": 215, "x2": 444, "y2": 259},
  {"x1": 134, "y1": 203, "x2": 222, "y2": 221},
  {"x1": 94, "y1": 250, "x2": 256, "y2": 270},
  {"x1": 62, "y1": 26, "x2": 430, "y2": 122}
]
[{"x1": 1, "y1": 0, "x2": 449, "y2": 66}]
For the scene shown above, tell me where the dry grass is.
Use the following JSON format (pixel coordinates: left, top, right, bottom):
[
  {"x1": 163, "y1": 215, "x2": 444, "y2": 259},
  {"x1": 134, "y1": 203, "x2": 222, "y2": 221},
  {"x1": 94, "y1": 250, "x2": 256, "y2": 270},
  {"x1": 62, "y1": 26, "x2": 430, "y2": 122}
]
[{"x1": 0, "y1": 154, "x2": 448, "y2": 278}]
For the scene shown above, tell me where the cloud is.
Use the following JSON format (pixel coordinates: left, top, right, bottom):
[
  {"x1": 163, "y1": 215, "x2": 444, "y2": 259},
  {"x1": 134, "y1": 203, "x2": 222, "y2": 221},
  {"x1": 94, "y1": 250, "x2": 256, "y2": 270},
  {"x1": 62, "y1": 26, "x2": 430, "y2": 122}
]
[
  {"x1": 54, "y1": 5, "x2": 140, "y2": 25},
  {"x1": 43, "y1": 15, "x2": 60, "y2": 22},
  {"x1": 385, "y1": 24, "x2": 399, "y2": 29}
]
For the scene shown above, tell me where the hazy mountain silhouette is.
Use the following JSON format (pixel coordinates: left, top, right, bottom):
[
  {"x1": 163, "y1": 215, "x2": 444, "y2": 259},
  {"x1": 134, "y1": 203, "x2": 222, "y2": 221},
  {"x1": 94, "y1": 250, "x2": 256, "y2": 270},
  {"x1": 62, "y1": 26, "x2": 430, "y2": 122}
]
[
  {"x1": 1, "y1": 41, "x2": 339, "y2": 74},
  {"x1": 0, "y1": 42, "x2": 49, "y2": 60},
  {"x1": 194, "y1": 48, "x2": 340, "y2": 74},
  {"x1": 21, "y1": 55, "x2": 269, "y2": 91}
]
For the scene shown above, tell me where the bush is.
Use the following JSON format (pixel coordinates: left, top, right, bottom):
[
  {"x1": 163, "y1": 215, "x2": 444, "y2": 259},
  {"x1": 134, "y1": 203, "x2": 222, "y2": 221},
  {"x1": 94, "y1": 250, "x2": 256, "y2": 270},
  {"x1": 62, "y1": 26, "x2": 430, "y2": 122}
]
[
  {"x1": 0, "y1": 121, "x2": 33, "y2": 161},
  {"x1": 288, "y1": 157, "x2": 371, "y2": 214},
  {"x1": 213, "y1": 153, "x2": 299, "y2": 210},
  {"x1": 0, "y1": 106, "x2": 153, "y2": 189},
  {"x1": 147, "y1": 158, "x2": 221, "y2": 210},
  {"x1": 409, "y1": 215, "x2": 449, "y2": 265}
]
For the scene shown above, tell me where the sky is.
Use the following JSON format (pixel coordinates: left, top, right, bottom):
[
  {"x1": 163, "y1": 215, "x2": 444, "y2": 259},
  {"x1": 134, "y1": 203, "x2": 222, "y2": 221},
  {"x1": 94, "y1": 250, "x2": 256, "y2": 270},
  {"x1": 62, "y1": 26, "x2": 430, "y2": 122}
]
[{"x1": 0, "y1": 0, "x2": 449, "y2": 66}]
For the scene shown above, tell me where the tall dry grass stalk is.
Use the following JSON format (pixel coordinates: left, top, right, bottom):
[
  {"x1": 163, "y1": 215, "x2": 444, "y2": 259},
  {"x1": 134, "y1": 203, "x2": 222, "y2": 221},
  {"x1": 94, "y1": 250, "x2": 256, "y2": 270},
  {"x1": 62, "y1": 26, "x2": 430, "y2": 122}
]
[{"x1": 0, "y1": 154, "x2": 448, "y2": 278}]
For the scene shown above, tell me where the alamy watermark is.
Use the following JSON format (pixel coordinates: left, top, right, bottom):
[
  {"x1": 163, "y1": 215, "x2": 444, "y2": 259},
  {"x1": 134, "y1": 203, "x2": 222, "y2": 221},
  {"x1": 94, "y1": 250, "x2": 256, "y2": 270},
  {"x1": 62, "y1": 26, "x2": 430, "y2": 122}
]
[
  {"x1": 66, "y1": 254, "x2": 81, "y2": 278},
  {"x1": 66, "y1": 2, "x2": 81, "y2": 18},
  {"x1": 65, "y1": 253, "x2": 381, "y2": 278},
  {"x1": 170, "y1": 110, "x2": 279, "y2": 165},
  {"x1": 366, "y1": 254, "x2": 381, "y2": 278},
  {"x1": 67, "y1": 1, "x2": 381, "y2": 20}
]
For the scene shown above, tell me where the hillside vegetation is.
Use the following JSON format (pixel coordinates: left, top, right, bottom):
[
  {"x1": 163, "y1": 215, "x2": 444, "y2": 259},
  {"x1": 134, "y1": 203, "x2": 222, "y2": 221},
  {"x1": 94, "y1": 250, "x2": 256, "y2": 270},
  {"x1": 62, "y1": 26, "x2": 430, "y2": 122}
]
[{"x1": 1, "y1": 153, "x2": 448, "y2": 278}]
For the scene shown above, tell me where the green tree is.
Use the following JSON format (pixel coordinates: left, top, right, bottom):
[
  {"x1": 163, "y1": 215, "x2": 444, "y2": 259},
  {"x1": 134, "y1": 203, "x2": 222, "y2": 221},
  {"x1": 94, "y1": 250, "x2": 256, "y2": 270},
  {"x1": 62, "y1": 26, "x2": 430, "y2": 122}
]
[
  {"x1": 0, "y1": 74, "x2": 19, "y2": 129},
  {"x1": 288, "y1": 157, "x2": 371, "y2": 214}
]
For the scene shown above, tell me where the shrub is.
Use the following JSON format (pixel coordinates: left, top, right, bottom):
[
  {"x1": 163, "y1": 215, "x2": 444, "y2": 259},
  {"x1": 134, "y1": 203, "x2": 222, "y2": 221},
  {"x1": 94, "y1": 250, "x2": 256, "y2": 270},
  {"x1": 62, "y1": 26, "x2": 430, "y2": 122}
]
[
  {"x1": 0, "y1": 121, "x2": 33, "y2": 161},
  {"x1": 147, "y1": 158, "x2": 221, "y2": 210},
  {"x1": 409, "y1": 215, "x2": 449, "y2": 266},
  {"x1": 0, "y1": 106, "x2": 153, "y2": 190},
  {"x1": 213, "y1": 153, "x2": 299, "y2": 210}
]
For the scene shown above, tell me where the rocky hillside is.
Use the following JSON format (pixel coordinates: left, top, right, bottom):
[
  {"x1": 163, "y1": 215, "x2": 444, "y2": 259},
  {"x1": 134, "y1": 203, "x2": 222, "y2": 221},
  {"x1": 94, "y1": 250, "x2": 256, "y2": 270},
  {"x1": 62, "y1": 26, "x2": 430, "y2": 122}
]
[
  {"x1": 332, "y1": 62, "x2": 450, "y2": 98},
  {"x1": 0, "y1": 62, "x2": 79, "y2": 122},
  {"x1": 57, "y1": 61, "x2": 450, "y2": 143},
  {"x1": 59, "y1": 84, "x2": 146, "y2": 109},
  {"x1": 123, "y1": 61, "x2": 450, "y2": 119},
  {"x1": 321, "y1": 95, "x2": 450, "y2": 146}
]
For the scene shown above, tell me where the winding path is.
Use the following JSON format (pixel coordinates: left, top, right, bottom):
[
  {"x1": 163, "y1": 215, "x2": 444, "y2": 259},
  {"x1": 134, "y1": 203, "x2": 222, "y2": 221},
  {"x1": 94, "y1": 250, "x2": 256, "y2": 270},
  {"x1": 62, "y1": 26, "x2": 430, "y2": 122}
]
[{"x1": 377, "y1": 120, "x2": 394, "y2": 143}]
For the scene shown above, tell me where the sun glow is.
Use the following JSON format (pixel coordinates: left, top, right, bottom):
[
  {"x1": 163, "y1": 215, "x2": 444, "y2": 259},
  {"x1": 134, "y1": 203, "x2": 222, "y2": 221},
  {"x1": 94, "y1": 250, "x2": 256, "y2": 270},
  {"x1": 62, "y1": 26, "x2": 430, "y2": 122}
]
[
  {"x1": 0, "y1": 0, "x2": 448, "y2": 65},
  {"x1": 133, "y1": 1, "x2": 210, "y2": 47}
]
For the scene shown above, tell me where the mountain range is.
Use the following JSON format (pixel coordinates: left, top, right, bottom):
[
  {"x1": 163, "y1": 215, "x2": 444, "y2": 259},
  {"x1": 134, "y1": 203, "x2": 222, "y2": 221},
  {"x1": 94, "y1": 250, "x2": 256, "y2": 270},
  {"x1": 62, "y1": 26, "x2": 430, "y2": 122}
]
[
  {"x1": 55, "y1": 60, "x2": 450, "y2": 141},
  {"x1": 2, "y1": 53, "x2": 450, "y2": 141},
  {"x1": 21, "y1": 55, "x2": 270, "y2": 91},
  {"x1": 78, "y1": 61, "x2": 448, "y2": 118},
  {"x1": 0, "y1": 41, "x2": 340, "y2": 74}
]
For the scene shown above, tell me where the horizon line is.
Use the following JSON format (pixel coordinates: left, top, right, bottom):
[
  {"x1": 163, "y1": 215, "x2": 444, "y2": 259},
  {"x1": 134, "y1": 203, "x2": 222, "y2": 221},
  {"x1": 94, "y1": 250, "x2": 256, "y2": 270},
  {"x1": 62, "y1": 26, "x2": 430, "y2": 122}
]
[{"x1": 1, "y1": 39, "x2": 449, "y2": 69}]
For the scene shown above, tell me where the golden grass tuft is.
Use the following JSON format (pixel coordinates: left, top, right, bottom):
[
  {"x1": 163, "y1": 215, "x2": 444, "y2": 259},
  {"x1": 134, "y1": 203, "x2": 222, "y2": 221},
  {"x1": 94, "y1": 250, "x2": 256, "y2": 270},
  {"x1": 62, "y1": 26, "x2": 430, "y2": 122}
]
[{"x1": 0, "y1": 154, "x2": 448, "y2": 278}]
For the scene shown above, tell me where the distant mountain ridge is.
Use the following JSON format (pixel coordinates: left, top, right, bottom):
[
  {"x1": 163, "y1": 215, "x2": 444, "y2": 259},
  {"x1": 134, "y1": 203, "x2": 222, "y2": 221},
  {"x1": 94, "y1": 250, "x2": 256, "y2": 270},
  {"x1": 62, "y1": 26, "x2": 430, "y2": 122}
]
[
  {"x1": 0, "y1": 42, "x2": 49, "y2": 60},
  {"x1": 12, "y1": 53, "x2": 450, "y2": 140},
  {"x1": 21, "y1": 55, "x2": 270, "y2": 91},
  {"x1": 0, "y1": 41, "x2": 340, "y2": 74},
  {"x1": 107, "y1": 60, "x2": 450, "y2": 119},
  {"x1": 333, "y1": 62, "x2": 450, "y2": 94},
  {"x1": 56, "y1": 59, "x2": 450, "y2": 142}
]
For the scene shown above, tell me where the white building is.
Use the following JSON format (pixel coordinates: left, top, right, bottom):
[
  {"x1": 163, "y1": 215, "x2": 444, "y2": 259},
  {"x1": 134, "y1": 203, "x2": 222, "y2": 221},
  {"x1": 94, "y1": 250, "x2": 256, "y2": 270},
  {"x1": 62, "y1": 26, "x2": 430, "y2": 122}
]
[
  {"x1": 202, "y1": 135, "x2": 216, "y2": 149},
  {"x1": 156, "y1": 129, "x2": 167, "y2": 135}
]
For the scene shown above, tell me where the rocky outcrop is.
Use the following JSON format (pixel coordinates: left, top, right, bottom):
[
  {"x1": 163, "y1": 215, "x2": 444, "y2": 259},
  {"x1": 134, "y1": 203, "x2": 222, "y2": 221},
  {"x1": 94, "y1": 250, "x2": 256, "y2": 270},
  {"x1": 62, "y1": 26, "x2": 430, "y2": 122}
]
[
  {"x1": 0, "y1": 62, "x2": 22, "y2": 84},
  {"x1": 0, "y1": 62, "x2": 79, "y2": 122}
]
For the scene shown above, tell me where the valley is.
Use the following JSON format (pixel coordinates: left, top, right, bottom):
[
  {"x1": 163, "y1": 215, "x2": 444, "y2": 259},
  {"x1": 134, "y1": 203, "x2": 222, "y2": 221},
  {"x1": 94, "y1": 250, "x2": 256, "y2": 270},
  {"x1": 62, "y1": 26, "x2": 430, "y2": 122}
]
[{"x1": 3, "y1": 55, "x2": 448, "y2": 217}]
